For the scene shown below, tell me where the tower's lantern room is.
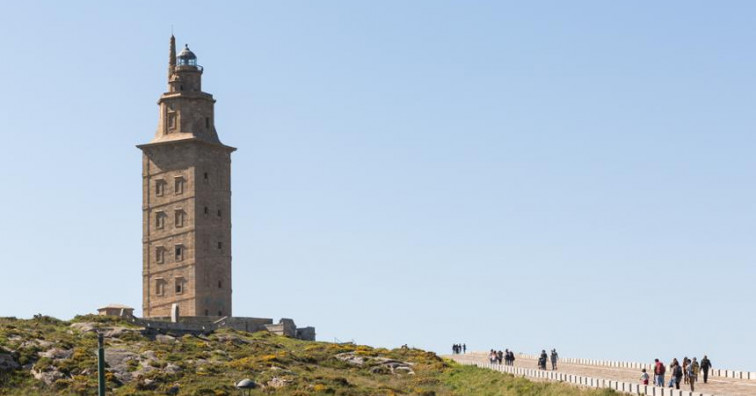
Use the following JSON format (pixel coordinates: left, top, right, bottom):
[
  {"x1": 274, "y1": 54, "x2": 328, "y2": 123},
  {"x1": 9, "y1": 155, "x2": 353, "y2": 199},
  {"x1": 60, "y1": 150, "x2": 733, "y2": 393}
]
[
  {"x1": 177, "y1": 44, "x2": 197, "y2": 67},
  {"x1": 168, "y1": 40, "x2": 203, "y2": 94}
]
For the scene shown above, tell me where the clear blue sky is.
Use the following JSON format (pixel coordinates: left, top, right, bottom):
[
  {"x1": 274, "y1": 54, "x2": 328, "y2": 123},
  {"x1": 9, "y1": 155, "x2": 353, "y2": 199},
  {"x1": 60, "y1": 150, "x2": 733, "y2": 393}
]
[{"x1": 1, "y1": 1, "x2": 755, "y2": 370}]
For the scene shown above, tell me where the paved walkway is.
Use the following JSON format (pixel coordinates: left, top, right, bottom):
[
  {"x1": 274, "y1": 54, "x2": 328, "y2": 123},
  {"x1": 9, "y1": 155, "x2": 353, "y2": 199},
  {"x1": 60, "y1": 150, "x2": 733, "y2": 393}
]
[{"x1": 448, "y1": 352, "x2": 756, "y2": 396}]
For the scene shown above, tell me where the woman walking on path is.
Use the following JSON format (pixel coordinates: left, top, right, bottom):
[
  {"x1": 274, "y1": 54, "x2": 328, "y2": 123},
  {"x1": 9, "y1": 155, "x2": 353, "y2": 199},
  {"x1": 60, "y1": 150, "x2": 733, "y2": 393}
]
[
  {"x1": 666, "y1": 359, "x2": 682, "y2": 389},
  {"x1": 687, "y1": 357, "x2": 700, "y2": 392},
  {"x1": 671, "y1": 359, "x2": 683, "y2": 389}
]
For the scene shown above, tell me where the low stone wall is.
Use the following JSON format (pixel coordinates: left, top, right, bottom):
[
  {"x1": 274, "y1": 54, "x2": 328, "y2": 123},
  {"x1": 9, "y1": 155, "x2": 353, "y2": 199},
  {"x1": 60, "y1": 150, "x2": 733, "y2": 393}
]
[
  {"x1": 215, "y1": 317, "x2": 273, "y2": 333},
  {"x1": 516, "y1": 353, "x2": 756, "y2": 381},
  {"x1": 130, "y1": 316, "x2": 216, "y2": 333},
  {"x1": 128, "y1": 315, "x2": 314, "y2": 340},
  {"x1": 463, "y1": 360, "x2": 717, "y2": 396}
]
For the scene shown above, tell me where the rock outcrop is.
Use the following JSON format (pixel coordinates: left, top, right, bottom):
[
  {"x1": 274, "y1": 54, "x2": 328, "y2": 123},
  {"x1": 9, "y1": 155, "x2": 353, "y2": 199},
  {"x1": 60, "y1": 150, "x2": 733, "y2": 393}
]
[{"x1": 335, "y1": 352, "x2": 416, "y2": 375}]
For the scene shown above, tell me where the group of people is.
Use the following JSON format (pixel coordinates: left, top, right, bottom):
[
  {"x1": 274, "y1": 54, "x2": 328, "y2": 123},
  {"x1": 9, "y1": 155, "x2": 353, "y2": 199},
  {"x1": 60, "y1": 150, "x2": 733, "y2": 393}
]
[
  {"x1": 451, "y1": 343, "x2": 466, "y2": 354},
  {"x1": 488, "y1": 349, "x2": 516, "y2": 365},
  {"x1": 537, "y1": 349, "x2": 558, "y2": 370},
  {"x1": 640, "y1": 356, "x2": 712, "y2": 392}
]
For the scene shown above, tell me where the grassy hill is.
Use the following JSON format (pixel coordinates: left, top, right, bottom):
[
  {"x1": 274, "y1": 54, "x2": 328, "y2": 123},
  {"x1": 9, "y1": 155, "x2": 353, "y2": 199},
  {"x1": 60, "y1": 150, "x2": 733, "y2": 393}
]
[{"x1": 0, "y1": 315, "x2": 617, "y2": 395}]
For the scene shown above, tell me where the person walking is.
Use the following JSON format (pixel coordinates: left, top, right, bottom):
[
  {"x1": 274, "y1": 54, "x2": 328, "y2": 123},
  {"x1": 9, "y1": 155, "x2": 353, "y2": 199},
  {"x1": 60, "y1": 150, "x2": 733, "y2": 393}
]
[
  {"x1": 653, "y1": 359, "x2": 666, "y2": 387},
  {"x1": 539, "y1": 350, "x2": 548, "y2": 370},
  {"x1": 550, "y1": 349, "x2": 558, "y2": 370},
  {"x1": 640, "y1": 368, "x2": 650, "y2": 385},
  {"x1": 682, "y1": 357, "x2": 690, "y2": 384},
  {"x1": 462, "y1": 344, "x2": 466, "y2": 354},
  {"x1": 700, "y1": 355, "x2": 712, "y2": 384},
  {"x1": 688, "y1": 357, "x2": 700, "y2": 392},
  {"x1": 671, "y1": 359, "x2": 683, "y2": 390}
]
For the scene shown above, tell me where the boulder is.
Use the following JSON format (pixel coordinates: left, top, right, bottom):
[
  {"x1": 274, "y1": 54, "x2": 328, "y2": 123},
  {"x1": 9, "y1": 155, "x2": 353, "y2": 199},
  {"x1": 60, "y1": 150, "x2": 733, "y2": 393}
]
[
  {"x1": 70, "y1": 322, "x2": 97, "y2": 333},
  {"x1": 267, "y1": 376, "x2": 290, "y2": 388},
  {"x1": 20, "y1": 339, "x2": 53, "y2": 349},
  {"x1": 31, "y1": 367, "x2": 64, "y2": 385},
  {"x1": 337, "y1": 353, "x2": 415, "y2": 376},
  {"x1": 155, "y1": 334, "x2": 176, "y2": 343},
  {"x1": 335, "y1": 352, "x2": 365, "y2": 365},
  {"x1": 103, "y1": 327, "x2": 138, "y2": 338},
  {"x1": 215, "y1": 333, "x2": 249, "y2": 345},
  {"x1": 104, "y1": 348, "x2": 139, "y2": 382},
  {"x1": 0, "y1": 354, "x2": 19, "y2": 371},
  {"x1": 38, "y1": 348, "x2": 73, "y2": 360},
  {"x1": 164, "y1": 363, "x2": 181, "y2": 374},
  {"x1": 104, "y1": 348, "x2": 138, "y2": 368},
  {"x1": 394, "y1": 366, "x2": 415, "y2": 375}
]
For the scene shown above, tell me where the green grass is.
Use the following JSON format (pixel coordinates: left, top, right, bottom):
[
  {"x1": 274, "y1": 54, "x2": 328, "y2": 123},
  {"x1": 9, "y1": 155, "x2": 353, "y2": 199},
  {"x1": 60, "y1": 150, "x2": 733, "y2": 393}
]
[
  {"x1": 0, "y1": 316, "x2": 619, "y2": 395},
  {"x1": 441, "y1": 364, "x2": 619, "y2": 396}
]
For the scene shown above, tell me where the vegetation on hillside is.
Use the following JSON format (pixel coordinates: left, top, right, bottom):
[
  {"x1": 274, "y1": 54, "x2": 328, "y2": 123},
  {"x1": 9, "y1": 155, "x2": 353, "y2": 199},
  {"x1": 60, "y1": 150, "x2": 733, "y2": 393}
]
[{"x1": 0, "y1": 315, "x2": 617, "y2": 395}]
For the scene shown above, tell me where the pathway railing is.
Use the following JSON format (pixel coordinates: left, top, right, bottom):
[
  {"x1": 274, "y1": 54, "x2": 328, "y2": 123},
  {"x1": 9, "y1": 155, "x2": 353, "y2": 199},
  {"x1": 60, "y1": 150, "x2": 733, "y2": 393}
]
[
  {"x1": 460, "y1": 359, "x2": 718, "y2": 396},
  {"x1": 514, "y1": 353, "x2": 756, "y2": 381}
]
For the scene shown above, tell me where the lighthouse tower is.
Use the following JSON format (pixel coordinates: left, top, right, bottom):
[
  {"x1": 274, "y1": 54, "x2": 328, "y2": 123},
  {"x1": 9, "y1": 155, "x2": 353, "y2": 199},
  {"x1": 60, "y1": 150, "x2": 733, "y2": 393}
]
[{"x1": 138, "y1": 36, "x2": 235, "y2": 318}]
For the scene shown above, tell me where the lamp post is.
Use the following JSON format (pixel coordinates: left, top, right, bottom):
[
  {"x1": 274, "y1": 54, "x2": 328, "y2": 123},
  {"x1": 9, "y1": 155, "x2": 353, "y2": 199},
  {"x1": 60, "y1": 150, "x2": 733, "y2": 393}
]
[{"x1": 97, "y1": 332, "x2": 105, "y2": 396}]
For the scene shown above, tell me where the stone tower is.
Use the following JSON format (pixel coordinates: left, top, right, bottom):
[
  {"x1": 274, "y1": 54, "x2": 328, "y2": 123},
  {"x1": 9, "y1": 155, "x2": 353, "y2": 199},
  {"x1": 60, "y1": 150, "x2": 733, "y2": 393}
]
[{"x1": 138, "y1": 36, "x2": 235, "y2": 318}]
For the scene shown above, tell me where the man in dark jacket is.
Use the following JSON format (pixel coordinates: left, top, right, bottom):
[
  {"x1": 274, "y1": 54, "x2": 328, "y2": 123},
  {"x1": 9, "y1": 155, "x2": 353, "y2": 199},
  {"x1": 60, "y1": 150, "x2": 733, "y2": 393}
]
[
  {"x1": 550, "y1": 349, "x2": 558, "y2": 370},
  {"x1": 539, "y1": 350, "x2": 548, "y2": 370},
  {"x1": 700, "y1": 356, "x2": 712, "y2": 384}
]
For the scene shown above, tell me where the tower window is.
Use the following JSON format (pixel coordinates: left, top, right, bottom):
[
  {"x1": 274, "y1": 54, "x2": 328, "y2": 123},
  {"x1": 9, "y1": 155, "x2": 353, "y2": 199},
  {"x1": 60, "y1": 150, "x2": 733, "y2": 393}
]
[
  {"x1": 217, "y1": 209, "x2": 222, "y2": 217},
  {"x1": 205, "y1": 117, "x2": 210, "y2": 129},
  {"x1": 175, "y1": 245, "x2": 184, "y2": 261},
  {"x1": 155, "y1": 179, "x2": 166, "y2": 196},
  {"x1": 167, "y1": 113, "x2": 177, "y2": 131},
  {"x1": 175, "y1": 278, "x2": 185, "y2": 294},
  {"x1": 204, "y1": 172, "x2": 208, "y2": 180},
  {"x1": 175, "y1": 209, "x2": 186, "y2": 228},
  {"x1": 174, "y1": 176, "x2": 185, "y2": 195},
  {"x1": 180, "y1": 85, "x2": 184, "y2": 91},
  {"x1": 205, "y1": 309, "x2": 209, "y2": 316},
  {"x1": 218, "y1": 280, "x2": 222, "y2": 289},
  {"x1": 155, "y1": 246, "x2": 166, "y2": 264},
  {"x1": 155, "y1": 279, "x2": 165, "y2": 296},
  {"x1": 204, "y1": 206, "x2": 209, "y2": 214},
  {"x1": 217, "y1": 242, "x2": 222, "y2": 249},
  {"x1": 218, "y1": 311, "x2": 222, "y2": 316},
  {"x1": 155, "y1": 212, "x2": 166, "y2": 229}
]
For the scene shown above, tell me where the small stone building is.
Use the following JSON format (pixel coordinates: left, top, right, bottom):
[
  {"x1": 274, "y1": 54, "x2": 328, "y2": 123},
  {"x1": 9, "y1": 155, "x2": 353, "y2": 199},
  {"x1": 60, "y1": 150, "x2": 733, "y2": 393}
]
[{"x1": 97, "y1": 304, "x2": 135, "y2": 317}]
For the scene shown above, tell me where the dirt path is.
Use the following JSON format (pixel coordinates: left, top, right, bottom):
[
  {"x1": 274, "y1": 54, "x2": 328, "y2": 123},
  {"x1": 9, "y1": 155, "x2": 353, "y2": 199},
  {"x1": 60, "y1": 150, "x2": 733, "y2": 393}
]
[{"x1": 449, "y1": 353, "x2": 756, "y2": 396}]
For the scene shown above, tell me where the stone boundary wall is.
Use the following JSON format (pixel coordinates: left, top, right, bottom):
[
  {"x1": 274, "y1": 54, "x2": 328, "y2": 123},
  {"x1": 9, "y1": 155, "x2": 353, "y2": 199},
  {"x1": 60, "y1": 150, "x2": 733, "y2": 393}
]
[
  {"x1": 126, "y1": 316, "x2": 315, "y2": 340},
  {"x1": 516, "y1": 353, "x2": 756, "y2": 381},
  {"x1": 129, "y1": 316, "x2": 216, "y2": 332},
  {"x1": 462, "y1": 360, "x2": 717, "y2": 396}
]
